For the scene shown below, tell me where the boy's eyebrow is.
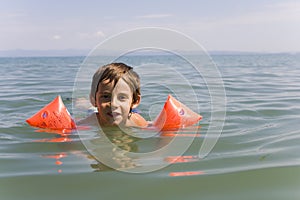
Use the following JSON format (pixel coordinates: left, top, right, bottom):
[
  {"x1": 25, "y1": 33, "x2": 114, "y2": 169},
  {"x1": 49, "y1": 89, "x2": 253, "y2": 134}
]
[
  {"x1": 99, "y1": 90, "x2": 111, "y2": 94},
  {"x1": 98, "y1": 86, "x2": 113, "y2": 93},
  {"x1": 117, "y1": 92, "x2": 130, "y2": 97}
]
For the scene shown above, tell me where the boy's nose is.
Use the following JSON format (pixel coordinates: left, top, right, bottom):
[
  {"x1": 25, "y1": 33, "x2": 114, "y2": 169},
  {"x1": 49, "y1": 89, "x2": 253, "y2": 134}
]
[{"x1": 110, "y1": 96, "x2": 119, "y2": 108}]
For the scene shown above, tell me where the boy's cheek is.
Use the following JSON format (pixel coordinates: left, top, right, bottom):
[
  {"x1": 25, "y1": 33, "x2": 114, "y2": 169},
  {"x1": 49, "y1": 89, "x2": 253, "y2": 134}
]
[{"x1": 98, "y1": 102, "x2": 109, "y2": 108}]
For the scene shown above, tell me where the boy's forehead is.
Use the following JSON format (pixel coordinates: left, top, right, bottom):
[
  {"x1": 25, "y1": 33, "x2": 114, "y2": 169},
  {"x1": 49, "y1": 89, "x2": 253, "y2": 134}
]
[
  {"x1": 101, "y1": 79, "x2": 113, "y2": 85},
  {"x1": 114, "y1": 79, "x2": 131, "y2": 92},
  {"x1": 97, "y1": 78, "x2": 132, "y2": 93},
  {"x1": 98, "y1": 79, "x2": 114, "y2": 91}
]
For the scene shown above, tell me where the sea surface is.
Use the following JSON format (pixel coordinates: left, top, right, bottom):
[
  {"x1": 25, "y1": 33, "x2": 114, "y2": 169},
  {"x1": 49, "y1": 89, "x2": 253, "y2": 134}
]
[{"x1": 0, "y1": 53, "x2": 300, "y2": 200}]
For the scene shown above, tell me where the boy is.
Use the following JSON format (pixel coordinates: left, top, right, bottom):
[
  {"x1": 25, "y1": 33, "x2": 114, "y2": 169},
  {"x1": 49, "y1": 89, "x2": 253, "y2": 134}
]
[{"x1": 89, "y1": 63, "x2": 148, "y2": 128}]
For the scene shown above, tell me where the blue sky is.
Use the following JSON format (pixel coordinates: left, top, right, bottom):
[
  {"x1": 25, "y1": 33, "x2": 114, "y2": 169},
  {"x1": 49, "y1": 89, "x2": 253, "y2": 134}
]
[{"x1": 1, "y1": 0, "x2": 299, "y2": 52}]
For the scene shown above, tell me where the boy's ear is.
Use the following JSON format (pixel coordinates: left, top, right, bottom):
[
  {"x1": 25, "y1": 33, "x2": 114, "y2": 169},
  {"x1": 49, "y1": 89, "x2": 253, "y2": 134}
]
[
  {"x1": 90, "y1": 93, "x2": 96, "y2": 107},
  {"x1": 131, "y1": 95, "x2": 141, "y2": 109}
]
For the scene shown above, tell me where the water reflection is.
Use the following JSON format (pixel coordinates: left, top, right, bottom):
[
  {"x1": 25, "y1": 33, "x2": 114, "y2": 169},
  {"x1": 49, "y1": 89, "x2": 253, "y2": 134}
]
[
  {"x1": 86, "y1": 127, "x2": 145, "y2": 171},
  {"x1": 42, "y1": 153, "x2": 67, "y2": 173},
  {"x1": 85, "y1": 125, "x2": 202, "y2": 173},
  {"x1": 34, "y1": 128, "x2": 72, "y2": 143},
  {"x1": 34, "y1": 125, "x2": 202, "y2": 174},
  {"x1": 164, "y1": 155, "x2": 200, "y2": 164},
  {"x1": 169, "y1": 170, "x2": 204, "y2": 177}
]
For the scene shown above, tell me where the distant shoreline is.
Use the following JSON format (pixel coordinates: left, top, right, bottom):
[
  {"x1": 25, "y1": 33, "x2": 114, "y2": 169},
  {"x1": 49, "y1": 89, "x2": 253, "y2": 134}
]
[{"x1": 0, "y1": 49, "x2": 298, "y2": 58}]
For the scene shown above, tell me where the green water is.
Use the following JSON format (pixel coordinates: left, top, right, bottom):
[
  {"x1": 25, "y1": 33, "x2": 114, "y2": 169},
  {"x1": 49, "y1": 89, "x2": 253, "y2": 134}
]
[{"x1": 0, "y1": 54, "x2": 300, "y2": 199}]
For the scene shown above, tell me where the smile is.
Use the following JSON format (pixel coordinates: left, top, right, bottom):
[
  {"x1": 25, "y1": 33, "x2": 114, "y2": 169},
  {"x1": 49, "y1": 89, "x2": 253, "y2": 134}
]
[
  {"x1": 112, "y1": 112, "x2": 121, "y2": 118},
  {"x1": 107, "y1": 112, "x2": 121, "y2": 118}
]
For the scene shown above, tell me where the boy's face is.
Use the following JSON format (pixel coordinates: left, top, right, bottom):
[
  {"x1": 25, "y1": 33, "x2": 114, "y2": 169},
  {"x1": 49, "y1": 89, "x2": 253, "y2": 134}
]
[{"x1": 95, "y1": 78, "x2": 136, "y2": 127}]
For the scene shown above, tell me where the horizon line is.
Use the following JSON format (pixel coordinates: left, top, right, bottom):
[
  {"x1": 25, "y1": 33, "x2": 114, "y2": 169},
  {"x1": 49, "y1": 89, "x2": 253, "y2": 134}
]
[{"x1": 0, "y1": 49, "x2": 299, "y2": 58}]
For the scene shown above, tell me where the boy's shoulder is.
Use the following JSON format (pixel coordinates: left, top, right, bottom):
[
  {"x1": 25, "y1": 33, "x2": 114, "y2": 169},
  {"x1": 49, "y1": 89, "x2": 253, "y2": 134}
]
[
  {"x1": 76, "y1": 112, "x2": 98, "y2": 126},
  {"x1": 130, "y1": 113, "x2": 148, "y2": 127}
]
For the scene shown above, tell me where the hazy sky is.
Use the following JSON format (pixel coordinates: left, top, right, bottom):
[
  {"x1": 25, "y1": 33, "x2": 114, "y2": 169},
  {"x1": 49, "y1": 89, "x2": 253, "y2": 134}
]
[{"x1": 1, "y1": 0, "x2": 299, "y2": 52}]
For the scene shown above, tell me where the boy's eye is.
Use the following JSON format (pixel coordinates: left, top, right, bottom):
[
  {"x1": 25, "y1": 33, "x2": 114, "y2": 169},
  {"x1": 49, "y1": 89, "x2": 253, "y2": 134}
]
[
  {"x1": 100, "y1": 94, "x2": 111, "y2": 101},
  {"x1": 118, "y1": 94, "x2": 128, "y2": 101}
]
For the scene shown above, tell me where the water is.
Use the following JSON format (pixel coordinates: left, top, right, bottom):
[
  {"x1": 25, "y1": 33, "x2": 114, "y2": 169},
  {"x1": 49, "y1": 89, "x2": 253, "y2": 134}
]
[{"x1": 1, "y1": 53, "x2": 300, "y2": 199}]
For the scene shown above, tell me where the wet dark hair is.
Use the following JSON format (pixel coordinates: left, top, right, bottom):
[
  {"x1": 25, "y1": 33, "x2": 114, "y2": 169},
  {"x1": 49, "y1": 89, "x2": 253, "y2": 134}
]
[{"x1": 90, "y1": 63, "x2": 141, "y2": 107}]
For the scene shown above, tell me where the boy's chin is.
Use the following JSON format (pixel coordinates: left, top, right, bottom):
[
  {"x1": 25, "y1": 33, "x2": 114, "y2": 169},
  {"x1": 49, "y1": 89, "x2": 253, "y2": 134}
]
[
  {"x1": 103, "y1": 120, "x2": 126, "y2": 127},
  {"x1": 97, "y1": 115, "x2": 125, "y2": 127}
]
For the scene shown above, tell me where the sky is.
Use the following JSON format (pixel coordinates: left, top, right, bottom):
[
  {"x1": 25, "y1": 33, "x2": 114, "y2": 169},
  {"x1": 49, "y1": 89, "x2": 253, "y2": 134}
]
[{"x1": 0, "y1": 0, "x2": 300, "y2": 53}]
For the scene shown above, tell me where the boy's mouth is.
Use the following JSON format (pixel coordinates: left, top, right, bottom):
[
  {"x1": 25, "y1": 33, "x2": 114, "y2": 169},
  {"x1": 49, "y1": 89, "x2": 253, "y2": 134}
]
[
  {"x1": 107, "y1": 112, "x2": 113, "y2": 117},
  {"x1": 107, "y1": 112, "x2": 121, "y2": 118},
  {"x1": 112, "y1": 112, "x2": 121, "y2": 118}
]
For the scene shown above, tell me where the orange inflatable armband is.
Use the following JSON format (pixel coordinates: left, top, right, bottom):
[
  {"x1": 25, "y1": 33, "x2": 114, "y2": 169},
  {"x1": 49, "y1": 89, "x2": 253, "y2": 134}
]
[
  {"x1": 131, "y1": 113, "x2": 149, "y2": 127},
  {"x1": 153, "y1": 95, "x2": 202, "y2": 131},
  {"x1": 26, "y1": 96, "x2": 76, "y2": 130}
]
